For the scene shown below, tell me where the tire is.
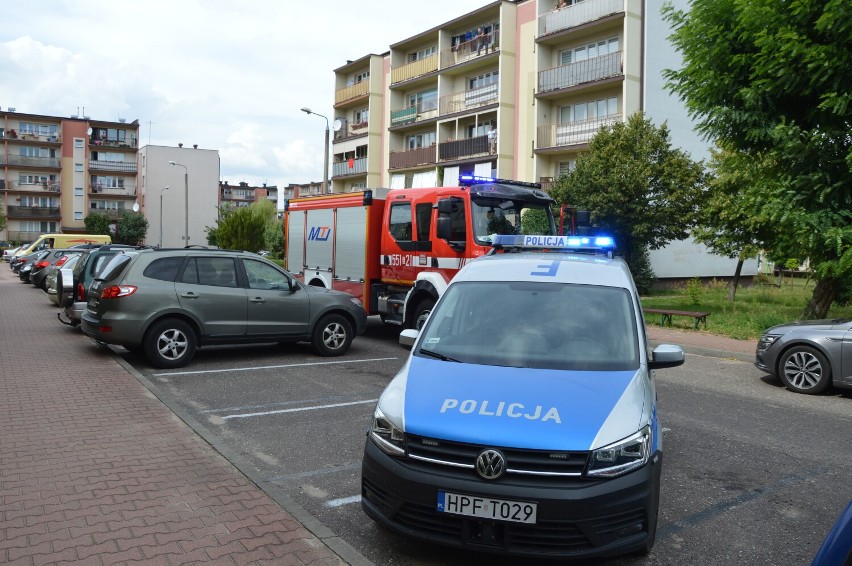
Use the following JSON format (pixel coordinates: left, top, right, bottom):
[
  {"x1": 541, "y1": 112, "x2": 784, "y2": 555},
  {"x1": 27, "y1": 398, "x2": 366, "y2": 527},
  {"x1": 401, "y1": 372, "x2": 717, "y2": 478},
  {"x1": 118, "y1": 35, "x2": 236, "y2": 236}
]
[
  {"x1": 311, "y1": 314, "x2": 353, "y2": 356},
  {"x1": 409, "y1": 298, "x2": 435, "y2": 330},
  {"x1": 144, "y1": 319, "x2": 197, "y2": 369},
  {"x1": 778, "y1": 345, "x2": 831, "y2": 394}
]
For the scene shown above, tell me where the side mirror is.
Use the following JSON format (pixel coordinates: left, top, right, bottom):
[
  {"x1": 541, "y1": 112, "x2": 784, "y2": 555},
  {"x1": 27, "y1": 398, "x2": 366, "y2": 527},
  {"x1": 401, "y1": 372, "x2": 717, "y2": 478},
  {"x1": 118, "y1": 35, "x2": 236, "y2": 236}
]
[
  {"x1": 437, "y1": 199, "x2": 454, "y2": 214},
  {"x1": 436, "y1": 217, "x2": 452, "y2": 240},
  {"x1": 399, "y1": 329, "x2": 419, "y2": 350},
  {"x1": 649, "y1": 344, "x2": 685, "y2": 369}
]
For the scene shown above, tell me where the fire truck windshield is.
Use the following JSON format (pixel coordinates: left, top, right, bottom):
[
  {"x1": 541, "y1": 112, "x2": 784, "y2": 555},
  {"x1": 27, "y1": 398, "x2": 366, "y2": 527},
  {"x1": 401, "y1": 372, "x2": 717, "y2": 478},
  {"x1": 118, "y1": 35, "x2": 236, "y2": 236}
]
[{"x1": 471, "y1": 198, "x2": 555, "y2": 244}]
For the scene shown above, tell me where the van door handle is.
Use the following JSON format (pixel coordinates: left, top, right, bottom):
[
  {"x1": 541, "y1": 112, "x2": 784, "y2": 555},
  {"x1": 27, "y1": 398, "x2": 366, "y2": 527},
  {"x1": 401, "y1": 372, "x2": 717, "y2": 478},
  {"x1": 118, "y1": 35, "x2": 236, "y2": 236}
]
[
  {"x1": 250, "y1": 297, "x2": 265, "y2": 304},
  {"x1": 180, "y1": 292, "x2": 199, "y2": 299}
]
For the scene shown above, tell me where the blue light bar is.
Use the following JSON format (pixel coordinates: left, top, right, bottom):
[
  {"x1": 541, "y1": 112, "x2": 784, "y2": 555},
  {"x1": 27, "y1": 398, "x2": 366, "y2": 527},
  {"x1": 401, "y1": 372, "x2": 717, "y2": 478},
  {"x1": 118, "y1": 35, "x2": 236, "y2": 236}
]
[{"x1": 491, "y1": 234, "x2": 616, "y2": 251}]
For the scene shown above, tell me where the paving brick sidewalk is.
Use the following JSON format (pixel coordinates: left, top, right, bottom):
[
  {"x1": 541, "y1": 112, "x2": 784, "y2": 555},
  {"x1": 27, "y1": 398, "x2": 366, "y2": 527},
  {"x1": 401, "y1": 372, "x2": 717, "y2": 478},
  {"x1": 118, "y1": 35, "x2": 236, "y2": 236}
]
[{"x1": 0, "y1": 266, "x2": 349, "y2": 565}]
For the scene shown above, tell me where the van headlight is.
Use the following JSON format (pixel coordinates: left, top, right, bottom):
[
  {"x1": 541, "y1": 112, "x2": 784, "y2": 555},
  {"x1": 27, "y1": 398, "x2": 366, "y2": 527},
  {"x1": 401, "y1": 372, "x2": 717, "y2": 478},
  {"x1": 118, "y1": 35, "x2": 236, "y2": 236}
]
[
  {"x1": 587, "y1": 426, "x2": 651, "y2": 478},
  {"x1": 370, "y1": 407, "x2": 406, "y2": 456}
]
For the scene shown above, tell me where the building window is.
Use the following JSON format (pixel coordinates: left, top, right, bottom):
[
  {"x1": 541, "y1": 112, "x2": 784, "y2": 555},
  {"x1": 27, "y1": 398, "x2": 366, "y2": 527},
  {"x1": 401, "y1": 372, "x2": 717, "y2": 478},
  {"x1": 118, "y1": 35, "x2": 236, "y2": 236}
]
[
  {"x1": 559, "y1": 97, "x2": 619, "y2": 123},
  {"x1": 22, "y1": 221, "x2": 58, "y2": 232},
  {"x1": 407, "y1": 132, "x2": 436, "y2": 149},
  {"x1": 408, "y1": 89, "x2": 438, "y2": 113},
  {"x1": 354, "y1": 108, "x2": 369, "y2": 123},
  {"x1": 354, "y1": 71, "x2": 370, "y2": 83},
  {"x1": 75, "y1": 163, "x2": 83, "y2": 172},
  {"x1": 75, "y1": 187, "x2": 84, "y2": 196},
  {"x1": 74, "y1": 212, "x2": 83, "y2": 221},
  {"x1": 408, "y1": 45, "x2": 437, "y2": 62},
  {"x1": 467, "y1": 119, "x2": 496, "y2": 138},
  {"x1": 468, "y1": 71, "x2": 498, "y2": 90},
  {"x1": 75, "y1": 139, "x2": 84, "y2": 148},
  {"x1": 560, "y1": 37, "x2": 620, "y2": 65},
  {"x1": 557, "y1": 161, "x2": 576, "y2": 178}
]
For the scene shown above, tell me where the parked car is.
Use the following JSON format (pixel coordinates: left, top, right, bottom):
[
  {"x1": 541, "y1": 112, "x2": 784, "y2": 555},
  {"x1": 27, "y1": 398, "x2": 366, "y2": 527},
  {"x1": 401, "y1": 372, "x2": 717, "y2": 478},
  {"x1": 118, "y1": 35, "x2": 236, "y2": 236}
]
[
  {"x1": 81, "y1": 248, "x2": 368, "y2": 368},
  {"x1": 17, "y1": 250, "x2": 51, "y2": 281},
  {"x1": 3, "y1": 245, "x2": 23, "y2": 263},
  {"x1": 10, "y1": 249, "x2": 43, "y2": 274},
  {"x1": 755, "y1": 318, "x2": 852, "y2": 394},
  {"x1": 812, "y1": 499, "x2": 852, "y2": 566},
  {"x1": 57, "y1": 245, "x2": 142, "y2": 326},
  {"x1": 30, "y1": 249, "x2": 83, "y2": 291},
  {"x1": 46, "y1": 254, "x2": 82, "y2": 305}
]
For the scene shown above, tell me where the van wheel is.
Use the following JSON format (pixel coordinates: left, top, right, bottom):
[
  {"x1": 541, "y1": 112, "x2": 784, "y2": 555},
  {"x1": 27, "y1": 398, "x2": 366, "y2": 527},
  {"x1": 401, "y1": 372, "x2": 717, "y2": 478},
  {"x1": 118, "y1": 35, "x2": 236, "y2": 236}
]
[
  {"x1": 312, "y1": 314, "x2": 353, "y2": 356},
  {"x1": 144, "y1": 319, "x2": 197, "y2": 368}
]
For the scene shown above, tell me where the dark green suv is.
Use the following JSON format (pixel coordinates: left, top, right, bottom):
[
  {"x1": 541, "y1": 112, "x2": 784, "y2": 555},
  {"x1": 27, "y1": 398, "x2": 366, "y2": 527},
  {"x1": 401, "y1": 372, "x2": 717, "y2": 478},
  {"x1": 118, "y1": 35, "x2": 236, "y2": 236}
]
[{"x1": 80, "y1": 248, "x2": 368, "y2": 368}]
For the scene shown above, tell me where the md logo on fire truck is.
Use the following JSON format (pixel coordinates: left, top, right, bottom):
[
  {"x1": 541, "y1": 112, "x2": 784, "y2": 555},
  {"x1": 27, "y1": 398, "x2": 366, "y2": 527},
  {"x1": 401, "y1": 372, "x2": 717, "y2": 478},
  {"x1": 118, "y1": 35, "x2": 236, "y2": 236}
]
[{"x1": 308, "y1": 226, "x2": 332, "y2": 241}]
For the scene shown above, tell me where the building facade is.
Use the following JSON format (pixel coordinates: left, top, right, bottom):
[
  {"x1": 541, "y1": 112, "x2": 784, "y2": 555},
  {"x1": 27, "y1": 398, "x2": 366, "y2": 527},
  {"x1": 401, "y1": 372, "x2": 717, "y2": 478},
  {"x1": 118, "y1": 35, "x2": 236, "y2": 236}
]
[
  {"x1": 1, "y1": 109, "x2": 140, "y2": 242},
  {"x1": 219, "y1": 181, "x2": 278, "y2": 211},
  {"x1": 328, "y1": 0, "x2": 757, "y2": 278}
]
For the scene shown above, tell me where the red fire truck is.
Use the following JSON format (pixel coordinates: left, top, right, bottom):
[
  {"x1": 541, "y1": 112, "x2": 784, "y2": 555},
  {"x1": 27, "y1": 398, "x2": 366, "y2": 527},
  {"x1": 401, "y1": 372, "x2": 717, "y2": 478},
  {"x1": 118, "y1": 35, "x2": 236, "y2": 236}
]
[{"x1": 283, "y1": 176, "x2": 558, "y2": 328}]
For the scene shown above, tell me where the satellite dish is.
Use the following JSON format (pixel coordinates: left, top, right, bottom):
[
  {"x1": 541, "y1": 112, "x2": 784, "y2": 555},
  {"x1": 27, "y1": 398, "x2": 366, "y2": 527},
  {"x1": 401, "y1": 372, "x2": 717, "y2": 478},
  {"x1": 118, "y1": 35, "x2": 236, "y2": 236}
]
[
  {"x1": 333, "y1": 118, "x2": 344, "y2": 132},
  {"x1": 132, "y1": 202, "x2": 140, "y2": 212},
  {"x1": 87, "y1": 127, "x2": 93, "y2": 135}
]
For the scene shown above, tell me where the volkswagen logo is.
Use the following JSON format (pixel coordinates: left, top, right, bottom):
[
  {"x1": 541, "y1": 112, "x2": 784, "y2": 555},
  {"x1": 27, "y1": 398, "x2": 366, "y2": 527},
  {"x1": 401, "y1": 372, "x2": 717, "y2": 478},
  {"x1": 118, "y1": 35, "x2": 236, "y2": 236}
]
[{"x1": 475, "y1": 449, "x2": 506, "y2": 480}]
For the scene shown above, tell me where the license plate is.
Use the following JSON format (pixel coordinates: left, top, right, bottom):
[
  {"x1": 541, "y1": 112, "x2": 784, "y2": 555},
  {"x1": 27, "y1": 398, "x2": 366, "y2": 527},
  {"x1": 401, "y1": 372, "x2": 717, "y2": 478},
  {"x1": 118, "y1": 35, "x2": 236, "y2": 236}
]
[{"x1": 437, "y1": 491, "x2": 537, "y2": 524}]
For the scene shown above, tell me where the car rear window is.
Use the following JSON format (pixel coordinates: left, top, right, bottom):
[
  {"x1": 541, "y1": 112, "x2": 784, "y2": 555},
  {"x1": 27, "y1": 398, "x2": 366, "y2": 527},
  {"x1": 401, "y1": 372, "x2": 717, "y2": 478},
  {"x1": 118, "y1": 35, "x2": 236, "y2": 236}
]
[
  {"x1": 98, "y1": 254, "x2": 134, "y2": 282},
  {"x1": 143, "y1": 257, "x2": 185, "y2": 282}
]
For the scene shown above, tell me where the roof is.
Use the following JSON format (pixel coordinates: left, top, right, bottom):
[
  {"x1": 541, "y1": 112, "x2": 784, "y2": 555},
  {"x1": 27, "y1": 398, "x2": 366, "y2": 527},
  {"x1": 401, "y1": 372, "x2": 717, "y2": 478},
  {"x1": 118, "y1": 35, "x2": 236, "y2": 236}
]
[{"x1": 455, "y1": 252, "x2": 634, "y2": 288}]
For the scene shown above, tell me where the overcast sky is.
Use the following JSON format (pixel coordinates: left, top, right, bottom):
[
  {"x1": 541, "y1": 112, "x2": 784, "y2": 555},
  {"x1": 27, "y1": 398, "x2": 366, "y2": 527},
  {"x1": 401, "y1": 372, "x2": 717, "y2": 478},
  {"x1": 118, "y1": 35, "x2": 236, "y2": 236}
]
[{"x1": 0, "y1": 0, "x2": 487, "y2": 196}]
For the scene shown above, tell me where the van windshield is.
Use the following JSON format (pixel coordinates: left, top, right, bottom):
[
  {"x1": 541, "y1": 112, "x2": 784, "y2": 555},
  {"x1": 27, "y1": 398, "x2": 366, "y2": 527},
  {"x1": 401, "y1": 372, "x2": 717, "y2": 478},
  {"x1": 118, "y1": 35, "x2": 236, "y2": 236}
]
[{"x1": 471, "y1": 199, "x2": 554, "y2": 244}]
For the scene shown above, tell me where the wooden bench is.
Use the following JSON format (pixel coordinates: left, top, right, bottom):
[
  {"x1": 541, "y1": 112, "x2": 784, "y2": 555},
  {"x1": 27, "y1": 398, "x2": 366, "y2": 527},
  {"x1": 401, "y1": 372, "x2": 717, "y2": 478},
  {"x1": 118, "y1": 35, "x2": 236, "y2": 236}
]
[{"x1": 643, "y1": 308, "x2": 710, "y2": 329}]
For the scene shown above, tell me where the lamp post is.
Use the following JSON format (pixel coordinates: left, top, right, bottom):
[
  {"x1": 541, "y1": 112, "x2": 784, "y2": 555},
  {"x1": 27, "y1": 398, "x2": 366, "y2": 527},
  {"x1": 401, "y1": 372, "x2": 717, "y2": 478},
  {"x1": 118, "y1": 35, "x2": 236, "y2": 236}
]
[
  {"x1": 159, "y1": 185, "x2": 169, "y2": 247},
  {"x1": 168, "y1": 161, "x2": 189, "y2": 245},
  {"x1": 300, "y1": 107, "x2": 330, "y2": 194}
]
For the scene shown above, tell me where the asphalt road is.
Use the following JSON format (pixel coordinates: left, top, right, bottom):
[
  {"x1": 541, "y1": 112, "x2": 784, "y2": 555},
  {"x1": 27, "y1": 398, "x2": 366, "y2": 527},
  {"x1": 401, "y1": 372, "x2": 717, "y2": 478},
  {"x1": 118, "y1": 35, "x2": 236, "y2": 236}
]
[{"x1": 109, "y1": 317, "x2": 852, "y2": 566}]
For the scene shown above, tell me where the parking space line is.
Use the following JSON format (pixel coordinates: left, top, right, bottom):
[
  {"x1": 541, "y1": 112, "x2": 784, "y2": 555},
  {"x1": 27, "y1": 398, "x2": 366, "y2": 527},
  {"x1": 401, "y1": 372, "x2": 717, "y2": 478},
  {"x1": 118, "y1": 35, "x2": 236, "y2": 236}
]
[
  {"x1": 202, "y1": 396, "x2": 354, "y2": 414},
  {"x1": 153, "y1": 357, "x2": 399, "y2": 377},
  {"x1": 326, "y1": 495, "x2": 362, "y2": 508},
  {"x1": 269, "y1": 463, "x2": 361, "y2": 482},
  {"x1": 222, "y1": 399, "x2": 378, "y2": 420}
]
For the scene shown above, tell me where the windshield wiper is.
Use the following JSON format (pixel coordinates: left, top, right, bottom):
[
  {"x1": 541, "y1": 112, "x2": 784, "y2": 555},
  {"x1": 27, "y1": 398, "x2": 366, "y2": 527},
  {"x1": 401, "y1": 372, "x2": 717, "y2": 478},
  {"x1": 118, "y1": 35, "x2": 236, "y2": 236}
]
[{"x1": 418, "y1": 348, "x2": 461, "y2": 363}]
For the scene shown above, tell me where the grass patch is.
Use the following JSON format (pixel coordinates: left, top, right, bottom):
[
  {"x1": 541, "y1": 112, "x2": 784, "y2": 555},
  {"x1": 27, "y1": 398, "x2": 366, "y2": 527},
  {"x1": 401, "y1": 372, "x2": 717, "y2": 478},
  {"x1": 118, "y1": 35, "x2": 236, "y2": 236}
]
[{"x1": 640, "y1": 277, "x2": 852, "y2": 341}]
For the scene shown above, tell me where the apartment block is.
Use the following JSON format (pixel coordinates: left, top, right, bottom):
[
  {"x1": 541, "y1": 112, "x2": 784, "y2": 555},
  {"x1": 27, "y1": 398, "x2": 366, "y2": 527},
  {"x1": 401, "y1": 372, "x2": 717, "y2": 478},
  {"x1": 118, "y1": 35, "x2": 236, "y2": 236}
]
[
  {"x1": 219, "y1": 181, "x2": 279, "y2": 210},
  {"x1": 0, "y1": 109, "x2": 140, "y2": 242}
]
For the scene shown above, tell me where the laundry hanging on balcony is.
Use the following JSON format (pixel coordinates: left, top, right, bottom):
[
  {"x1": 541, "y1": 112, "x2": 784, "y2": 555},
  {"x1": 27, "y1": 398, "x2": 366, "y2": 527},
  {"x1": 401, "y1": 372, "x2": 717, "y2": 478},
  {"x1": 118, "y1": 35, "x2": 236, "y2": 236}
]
[{"x1": 348, "y1": 157, "x2": 354, "y2": 169}]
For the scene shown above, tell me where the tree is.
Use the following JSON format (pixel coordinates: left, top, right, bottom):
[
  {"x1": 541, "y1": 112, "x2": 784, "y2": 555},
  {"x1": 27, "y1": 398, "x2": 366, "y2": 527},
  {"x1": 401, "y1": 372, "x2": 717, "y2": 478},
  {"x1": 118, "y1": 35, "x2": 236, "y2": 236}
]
[
  {"x1": 84, "y1": 213, "x2": 111, "y2": 236},
  {"x1": 663, "y1": 0, "x2": 852, "y2": 318},
  {"x1": 215, "y1": 200, "x2": 277, "y2": 252},
  {"x1": 548, "y1": 112, "x2": 707, "y2": 293},
  {"x1": 0, "y1": 204, "x2": 6, "y2": 232},
  {"x1": 114, "y1": 211, "x2": 149, "y2": 245}
]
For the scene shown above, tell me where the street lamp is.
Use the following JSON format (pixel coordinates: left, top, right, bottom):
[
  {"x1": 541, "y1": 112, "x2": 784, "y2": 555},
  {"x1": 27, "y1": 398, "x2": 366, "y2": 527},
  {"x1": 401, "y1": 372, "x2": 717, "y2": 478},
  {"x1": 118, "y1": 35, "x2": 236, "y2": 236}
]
[
  {"x1": 159, "y1": 186, "x2": 169, "y2": 247},
  {"x1": 301, "y1": 107, "x2": 330, "y2": 194},
  {"x1": 168, "y1": 161, "x2": 189, "y2": 245}
]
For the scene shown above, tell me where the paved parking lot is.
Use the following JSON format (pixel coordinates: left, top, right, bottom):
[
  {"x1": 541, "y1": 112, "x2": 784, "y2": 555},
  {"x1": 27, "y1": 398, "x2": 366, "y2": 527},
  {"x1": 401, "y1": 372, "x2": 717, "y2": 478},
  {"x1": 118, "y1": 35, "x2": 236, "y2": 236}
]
[{"x1": 3, "y1": 262, "x2": 851, "y2": 565}]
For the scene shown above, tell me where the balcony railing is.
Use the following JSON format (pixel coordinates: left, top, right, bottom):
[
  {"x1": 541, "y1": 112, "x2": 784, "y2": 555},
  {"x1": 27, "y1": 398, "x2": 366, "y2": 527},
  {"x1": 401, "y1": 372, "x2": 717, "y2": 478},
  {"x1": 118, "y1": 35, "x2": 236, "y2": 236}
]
[
  {"x1": 334, "y1": 80, "x2": 369, "y2": 105},
  {"x1": 538, "y1": 0, "x2": 624, "y2": 37},
  {"x1": 538, "y1": 51, "x2": 623, "y2": 93},
  {"x1": 6, "y1": 230, "x2": 43, "y2": 242},
  {"x1": 391, "y1": 54, "x2": 438, "y2": 84},
  {"x1": 89, "y1": 208, "x2": 127, "y2": 219},
  {"x1": 537, "y1": 113, "x2": 622, "y2": 149},
  {"x1": 89, "y1": 160, "x2": 137, "y2": 173},
  {"x1": 90, "y1": 184, "x2": 137, "y2": 197},
  {"x1": 89, "y1": 137, "x2": 138, "y2": 149},
  {"x1": 390, "y1": 101, "x2": 438, "y2": 127},
  {"x1": 333, "y1": 120, "x2": 369, "y2": 141},
  {"x1": 438, "y1": 135, "x2": 490, "y2": 161},
  {"x1": 332, "y1": 157, "x2": 368, "y2": 176},
  {"x1": 0, "y1": 155, "x2": 61, "y2": 168},
  {"x1": 389, "y1": 146, "x2": 436, "y2": 170},
  {"x1": 439, "y1": 84, "x2": 498, "y2": 115},
  {"x1": 6, "y1": 206, "x2": 61, "y2": 218},
  {"x1": 221, "y1": 191, "x2": 254, "y2": 201},
  {"x1": 439, "y1": 31, "x2": 500, "y2": 68},
  {"x1": 4, "y1": 132, "x2": 60, "y2": 143},
  {"x1": 4, "y1": 181, "x2": 61, "y2": 192}
]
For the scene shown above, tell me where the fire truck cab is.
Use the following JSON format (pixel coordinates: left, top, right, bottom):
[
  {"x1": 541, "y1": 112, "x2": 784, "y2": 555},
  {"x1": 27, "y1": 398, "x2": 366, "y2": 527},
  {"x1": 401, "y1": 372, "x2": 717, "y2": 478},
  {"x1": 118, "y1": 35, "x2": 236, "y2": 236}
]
[{"x1": 284, "y1": 176, "x2": 557, "y2": 328}]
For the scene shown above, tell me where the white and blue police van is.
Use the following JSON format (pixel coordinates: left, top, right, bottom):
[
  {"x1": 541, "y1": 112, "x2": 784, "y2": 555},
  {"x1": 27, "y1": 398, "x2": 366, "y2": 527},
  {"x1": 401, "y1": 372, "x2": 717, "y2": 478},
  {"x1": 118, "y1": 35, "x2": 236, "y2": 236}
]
[{"x1": 361, "y1": 234, "x2": 685, "y2": 559}]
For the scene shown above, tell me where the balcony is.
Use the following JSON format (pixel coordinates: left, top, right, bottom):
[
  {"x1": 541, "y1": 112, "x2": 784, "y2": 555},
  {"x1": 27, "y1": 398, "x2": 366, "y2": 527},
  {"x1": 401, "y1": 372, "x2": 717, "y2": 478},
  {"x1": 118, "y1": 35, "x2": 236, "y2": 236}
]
[
  {"x1": 439, "y1": 31, "x2": 500, "y2": 68},
  {"x1": 537, "y1": 114, "x2": 622, "y2": 149},
  {"x1": 391, "y1": 54, "x2": 438, "y2": 85},
  {"x1": 538, "y1": 0, "x2": 624, "y2": 37},
  {"x1": 334, "y1": 80, "x2": 369, "y2": 106},
  {"x1": 89, "y1": 137, "x2": 138, "y2": 149},
  {"x1": 390, "y1": 101, "x2": 438, "y2": 127},
  {"x1": 333, "y1": 120, "x2": 369, "y2": 141},
  {"x1": 90, "y1": 184, "x2": 136, "y2": 197},
  {"x1": 438, "y1": 135, "x2": 490, "y2": 161},
  {"x1": 6, "y1": 205, "x2": 61, "y2": 219},
  {"x1": 6, "y1": 230, "x2": 43, "y2": 242},
  {"x1": 89, "y1": 160, "x2": 137, "y2": 173},
  {"x1": 2, "y1": 131, "x2": 61, "y2": 143},
  {"x1": 389, "y1": 146, "x2": 436, "y2": 170},
  {"x1": 332, "y1": 157, "x2": 368, "y2": 177},
  {"x1": 89, "y1": 208, "x2": 127, "y2": 219},
  {"x1": 439, "y1": 84, "x2": 498, "y2": 115},
  {"x1": 2, "y1": 181, "x2": 61, "y2": 193},
  {"x1": 538, "y1": 51, "x2": 623, "y2": 94},
  {"x1": 0, "y1": 155, "x2": 61, "y2": 168}
]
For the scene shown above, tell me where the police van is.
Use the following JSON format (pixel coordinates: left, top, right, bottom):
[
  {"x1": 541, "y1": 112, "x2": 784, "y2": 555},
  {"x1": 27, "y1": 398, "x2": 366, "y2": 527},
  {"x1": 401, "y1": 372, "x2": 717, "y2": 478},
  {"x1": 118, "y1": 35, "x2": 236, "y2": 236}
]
[{"x1": 361, "y1": 234, "x2": 685, "y2": 559}]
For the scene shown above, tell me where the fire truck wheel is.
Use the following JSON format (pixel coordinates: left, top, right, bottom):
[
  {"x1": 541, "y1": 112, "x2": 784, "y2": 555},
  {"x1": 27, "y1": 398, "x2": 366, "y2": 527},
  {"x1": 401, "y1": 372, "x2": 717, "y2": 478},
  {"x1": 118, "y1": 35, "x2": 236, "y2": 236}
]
[
  {"x1": 312, "y1": 314, "x2": 353, "y2": 356},
  {"x1": 411, "y1": 298, "x2": 436, "y2": 330}
]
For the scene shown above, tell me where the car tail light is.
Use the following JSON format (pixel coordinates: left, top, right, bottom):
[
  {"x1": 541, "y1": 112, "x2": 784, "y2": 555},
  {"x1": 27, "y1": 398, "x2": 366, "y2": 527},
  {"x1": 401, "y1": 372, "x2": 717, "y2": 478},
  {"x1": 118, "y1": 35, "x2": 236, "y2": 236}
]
[
  {"x1": 100, "y1": 285, "x2": 137, "y2": 299},
  {"x1": 34, "y1": 260, "x2": 50, "y2": 269},
  {"x1": 55, "y1": 256, "x2": 69, "y2": 267},
  {"x1": 76, "y1": 283, "x2": 85, "y2": 301}
]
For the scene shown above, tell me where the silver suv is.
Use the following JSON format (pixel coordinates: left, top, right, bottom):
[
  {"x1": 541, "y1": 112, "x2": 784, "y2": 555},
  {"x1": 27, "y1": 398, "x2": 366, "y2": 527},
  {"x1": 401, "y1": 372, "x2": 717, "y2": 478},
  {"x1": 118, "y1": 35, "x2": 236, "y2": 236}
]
[{"x1": 81, "y1": 248, "x2": 367, "y2": 368}]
